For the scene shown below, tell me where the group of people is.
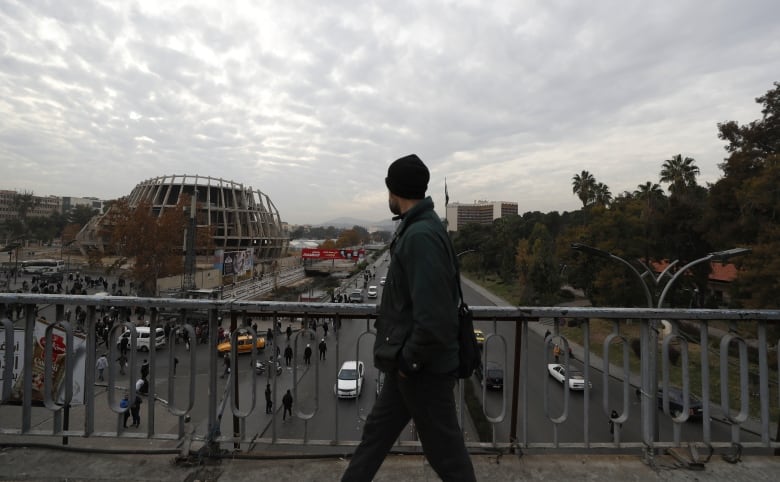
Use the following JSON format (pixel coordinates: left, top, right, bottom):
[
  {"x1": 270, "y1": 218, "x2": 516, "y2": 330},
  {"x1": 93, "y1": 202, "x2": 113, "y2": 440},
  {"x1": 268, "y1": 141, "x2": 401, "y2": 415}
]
[{"x1": 95, "y1": 352, "x2": 149, "y2": 429}]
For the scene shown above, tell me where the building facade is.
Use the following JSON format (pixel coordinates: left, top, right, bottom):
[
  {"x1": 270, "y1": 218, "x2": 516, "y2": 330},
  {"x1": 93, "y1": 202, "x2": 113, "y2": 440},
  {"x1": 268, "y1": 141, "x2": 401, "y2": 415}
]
[
  {"x1": 445, "y1": 200, "x2": 518, "y2": 232},
  {"x1": 0, "y1": 190, "x2": 62, "y2": 224},
  {"x1": 76, "y1": 175, "x2": 288, "y2": 261},
  {"x1": 61, "y1": 196, "x2": 105, "y2": 215}
]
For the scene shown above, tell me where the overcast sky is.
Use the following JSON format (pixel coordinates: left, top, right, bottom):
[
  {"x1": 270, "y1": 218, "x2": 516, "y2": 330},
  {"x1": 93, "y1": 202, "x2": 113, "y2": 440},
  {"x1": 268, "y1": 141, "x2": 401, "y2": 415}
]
[{"x1": 1, "y1": 1, "x2": 778, "y2": 226}]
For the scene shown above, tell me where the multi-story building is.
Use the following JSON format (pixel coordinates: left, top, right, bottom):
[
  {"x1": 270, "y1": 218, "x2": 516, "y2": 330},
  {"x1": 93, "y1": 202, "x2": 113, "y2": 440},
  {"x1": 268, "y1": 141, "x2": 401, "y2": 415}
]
[
  {"x1": 0, "y1": 190, "x2": 62, "y2": 224},
  {"x1": 445, "y1": 200, "x2": 518, "y2": 232},
  {"x1": 61, "y1": 196, "x2": 105, "y2": 215}
]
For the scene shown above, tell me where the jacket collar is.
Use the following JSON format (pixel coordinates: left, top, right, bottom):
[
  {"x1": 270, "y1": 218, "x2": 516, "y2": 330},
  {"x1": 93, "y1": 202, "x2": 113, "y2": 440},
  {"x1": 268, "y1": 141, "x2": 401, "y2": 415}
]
[{"x1": 391, "y1": 197, "x2": 434, "y2": 250}]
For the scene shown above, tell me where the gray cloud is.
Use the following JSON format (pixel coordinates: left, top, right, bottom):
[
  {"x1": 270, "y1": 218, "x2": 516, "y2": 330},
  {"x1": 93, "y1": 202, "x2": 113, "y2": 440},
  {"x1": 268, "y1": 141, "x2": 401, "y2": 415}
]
[{"x1": 1, "y1": 0, "x2": 779, "y2": 225}]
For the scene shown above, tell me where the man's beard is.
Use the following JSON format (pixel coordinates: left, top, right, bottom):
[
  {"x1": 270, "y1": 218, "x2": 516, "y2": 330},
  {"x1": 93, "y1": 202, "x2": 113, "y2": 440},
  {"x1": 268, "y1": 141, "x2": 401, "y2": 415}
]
[{"x1": 389, "y1": 197, "x2": 401, "y2": 215}]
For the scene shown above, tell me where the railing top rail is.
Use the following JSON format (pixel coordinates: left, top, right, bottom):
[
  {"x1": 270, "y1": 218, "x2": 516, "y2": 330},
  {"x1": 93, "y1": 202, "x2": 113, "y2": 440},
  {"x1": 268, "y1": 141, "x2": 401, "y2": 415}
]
[{"x1": 2, "y1": 293, "x2": 780, "y2": 321}]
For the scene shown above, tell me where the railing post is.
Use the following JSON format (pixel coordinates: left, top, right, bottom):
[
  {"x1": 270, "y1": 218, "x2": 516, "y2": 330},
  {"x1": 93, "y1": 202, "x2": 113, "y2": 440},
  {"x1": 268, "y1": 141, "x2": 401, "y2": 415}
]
[
  {"x1": 640, "y1": 320, "x2": 656, "y2": 464},
  {"x1": 207, "y1": 307, "x2": 220, "y2": 454}
]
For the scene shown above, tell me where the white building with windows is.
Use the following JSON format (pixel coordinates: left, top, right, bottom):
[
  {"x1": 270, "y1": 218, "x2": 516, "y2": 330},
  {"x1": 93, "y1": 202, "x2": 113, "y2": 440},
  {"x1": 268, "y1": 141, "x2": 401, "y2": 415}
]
[{"x1": 445, "y1": 200, "x2": 518, "y2": 232}]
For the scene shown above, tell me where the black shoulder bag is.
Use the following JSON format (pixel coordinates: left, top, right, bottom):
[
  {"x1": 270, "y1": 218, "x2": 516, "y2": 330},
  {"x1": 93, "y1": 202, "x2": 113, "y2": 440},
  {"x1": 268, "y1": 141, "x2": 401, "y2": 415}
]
[{"x1": 452, "y1": 251, "x2": 481, "y2": 379}]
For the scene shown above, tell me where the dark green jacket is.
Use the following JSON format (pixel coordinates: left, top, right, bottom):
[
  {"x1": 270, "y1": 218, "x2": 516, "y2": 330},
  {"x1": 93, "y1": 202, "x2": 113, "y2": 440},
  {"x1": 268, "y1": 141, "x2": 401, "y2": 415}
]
[{"x1": 373, "y1": 197, "x2": 459, "y2": 375}]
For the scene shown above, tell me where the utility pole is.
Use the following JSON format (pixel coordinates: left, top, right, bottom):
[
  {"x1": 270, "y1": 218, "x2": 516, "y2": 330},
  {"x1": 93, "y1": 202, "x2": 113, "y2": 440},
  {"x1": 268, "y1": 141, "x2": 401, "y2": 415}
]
[{"x1": 183, "y1": 191, "x2": 197, "y2": 293}]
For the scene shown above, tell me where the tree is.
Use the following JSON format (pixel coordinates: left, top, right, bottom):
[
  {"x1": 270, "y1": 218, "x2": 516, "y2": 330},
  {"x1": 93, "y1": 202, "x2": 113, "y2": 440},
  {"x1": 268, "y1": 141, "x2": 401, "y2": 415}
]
[
  {"x1": 593, "y1": 182, "x2": 612, "y2": 207},
  {"x1": 6, "y1": 191, "x2": 40, "y2": 239},
  {"x1": 509, "y1": 220, "x2": 559, "y2": 305},
  {"x1": 634, "y1": 181, "x2": 666, "y2": 263},
  {"x1": 660, "y1": 154, "x2": 700, "y2": 195},
  {"x1": 335, "y1": 229, "x2": 361, "y2": 248},
  {"x1": 68, "y1": 205, "x2": 99, "y2": 226},
  {"x1": 572, "y1": 171, "x2": 596, "y2": 207},
  {"x1": 711, "y1": 82, "x2": 780, "y2": 312},
  {"x1": 105, "y1": 199, "x2": 186, "y2": 295}
]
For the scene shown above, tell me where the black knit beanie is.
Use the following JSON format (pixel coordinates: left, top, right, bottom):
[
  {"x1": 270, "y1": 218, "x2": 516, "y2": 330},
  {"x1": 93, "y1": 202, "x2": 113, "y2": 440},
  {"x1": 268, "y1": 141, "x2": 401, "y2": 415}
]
[{"x1": 385, "y1": 154, "x2": 430, "y2": 199}]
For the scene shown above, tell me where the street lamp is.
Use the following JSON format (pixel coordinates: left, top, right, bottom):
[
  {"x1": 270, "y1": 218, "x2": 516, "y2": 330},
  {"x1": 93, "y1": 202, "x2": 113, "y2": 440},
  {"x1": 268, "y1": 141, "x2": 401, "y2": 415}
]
[
  {"x1": 571, "y1": 243, "x2": 653, "y2": 308},
  {"x1": 657, "y1": 248, "x2": 751, "y2": 308},
  {"x1": 571, "y1": 242, "x2": 657, "y2": 458}
]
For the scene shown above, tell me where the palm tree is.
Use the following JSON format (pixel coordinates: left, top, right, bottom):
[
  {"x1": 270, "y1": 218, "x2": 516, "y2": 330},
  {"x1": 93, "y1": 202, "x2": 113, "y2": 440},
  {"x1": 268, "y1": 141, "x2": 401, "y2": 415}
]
[
  {"x1": 634, "y1": 181, "x2": 664, "y2": 211},
  {"x1": 572, "y1": 170, "x2": 596, "y2": 207},
  {"x1": 660, "y1": 154, "x2": 700, "y2": 195},
  {"x1": 593, "y1": 182, "x2": 612, "y2": 207},
  {"x1": 634, "y1": 181, "x2": 665, "y2": 263}
]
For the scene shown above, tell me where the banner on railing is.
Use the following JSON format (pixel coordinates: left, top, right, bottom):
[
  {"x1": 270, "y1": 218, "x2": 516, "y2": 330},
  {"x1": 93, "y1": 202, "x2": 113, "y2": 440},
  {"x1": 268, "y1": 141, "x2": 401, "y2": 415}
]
[
  {"x1": 215, "y1": 249, "x2": 254, "y2": 276},
  {"x1": 0, "y1": 320, "x2": 87, "y2": 405}
]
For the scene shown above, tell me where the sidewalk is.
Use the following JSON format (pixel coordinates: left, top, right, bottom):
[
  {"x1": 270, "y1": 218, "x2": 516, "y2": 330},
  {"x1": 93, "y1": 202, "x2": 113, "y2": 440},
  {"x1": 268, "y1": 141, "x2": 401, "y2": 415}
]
[{"x1": 1, "y1": 443, "x2": 779, "y2": 481}]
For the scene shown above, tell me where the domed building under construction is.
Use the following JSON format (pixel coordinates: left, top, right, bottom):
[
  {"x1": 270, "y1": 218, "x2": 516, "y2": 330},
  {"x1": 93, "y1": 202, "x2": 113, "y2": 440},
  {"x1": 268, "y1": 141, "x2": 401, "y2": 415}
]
[{"x1": 77, "y1": 175, "x2": 288, "y2": 261}]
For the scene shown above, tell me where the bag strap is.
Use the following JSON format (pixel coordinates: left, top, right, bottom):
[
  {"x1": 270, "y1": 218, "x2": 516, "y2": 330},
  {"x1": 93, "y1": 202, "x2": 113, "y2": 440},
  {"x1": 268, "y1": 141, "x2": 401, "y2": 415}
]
[{"x1": 437, "y1": 225, "x2": 467, "y2": 309}]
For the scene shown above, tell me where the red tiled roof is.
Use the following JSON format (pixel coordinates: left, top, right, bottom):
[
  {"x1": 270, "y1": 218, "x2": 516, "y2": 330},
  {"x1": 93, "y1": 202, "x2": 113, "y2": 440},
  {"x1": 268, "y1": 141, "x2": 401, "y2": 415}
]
[{"x1": 648, "y1": 259, "x2": 738, "y2": 283}]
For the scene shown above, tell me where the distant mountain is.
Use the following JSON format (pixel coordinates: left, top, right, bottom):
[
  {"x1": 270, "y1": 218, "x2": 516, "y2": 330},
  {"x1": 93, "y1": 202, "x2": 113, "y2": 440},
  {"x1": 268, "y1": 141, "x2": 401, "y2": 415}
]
[{"x1": 315, "y1": 217, "x2": 396, "y2": 232}]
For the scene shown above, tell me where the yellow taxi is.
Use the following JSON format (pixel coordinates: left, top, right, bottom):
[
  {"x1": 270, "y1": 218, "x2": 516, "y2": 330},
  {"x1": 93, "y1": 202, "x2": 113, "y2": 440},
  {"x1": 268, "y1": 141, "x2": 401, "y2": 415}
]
[
  {"x1": 217, "y1": 335, "x2": 266, "y2": 354},
  {"x1": 474, "y1": 329, "x2": 485, "y2": 347}
]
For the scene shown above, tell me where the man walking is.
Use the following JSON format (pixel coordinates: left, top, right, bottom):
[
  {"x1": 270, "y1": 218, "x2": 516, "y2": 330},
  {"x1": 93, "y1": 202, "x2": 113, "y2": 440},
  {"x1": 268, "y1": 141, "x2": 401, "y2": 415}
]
[
  {"x1": 342, "y1": 154, "x2": 476, "y2": 481},
  {"x1": 303, "y1": 344, "x2": 312, "y2": 365},
  {"x1": 265, "y1": 383, "x2": 273, "y2": 414},
  {"x1": 284, "y1": 345, "x2": 293, "y2": 367},
  {"x1": 95, "y1": 353, "x2": 109, "y2": 382},
  {"x1": 130, "y1": 393, "x2": 142, "y2": 428},
  {"x1": 318, "y1": 338, "x2": 327, "y2": 361},
  {"x1": 282, "y1": 389, "x2": 293, "y2": 421},
  {"x1": 116, "y1": 353, "x2": 128, "y2": 375}
]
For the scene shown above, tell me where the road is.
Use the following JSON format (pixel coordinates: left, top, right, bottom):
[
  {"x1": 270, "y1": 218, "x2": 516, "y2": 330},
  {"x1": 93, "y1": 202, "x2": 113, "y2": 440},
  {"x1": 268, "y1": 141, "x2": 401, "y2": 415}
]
[{"x1": 462, "y1": 281, "x2": 762, "y2": 447}]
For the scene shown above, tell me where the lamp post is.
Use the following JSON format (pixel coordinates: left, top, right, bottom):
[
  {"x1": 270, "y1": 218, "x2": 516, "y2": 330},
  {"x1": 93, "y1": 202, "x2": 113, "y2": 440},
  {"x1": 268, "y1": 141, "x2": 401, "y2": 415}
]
[
  {"x1": 571, "y1": 242, "x2": 657, "y2": 459},
  {"x1": 571, "y1": 243, "x2": 653, "y2": 308},
  {"x1": 657, "y1": 248, "x2": 751, "y2": 308},
  {"x1": 456, "y1": 249, "x2": 476, "y2": 258}
]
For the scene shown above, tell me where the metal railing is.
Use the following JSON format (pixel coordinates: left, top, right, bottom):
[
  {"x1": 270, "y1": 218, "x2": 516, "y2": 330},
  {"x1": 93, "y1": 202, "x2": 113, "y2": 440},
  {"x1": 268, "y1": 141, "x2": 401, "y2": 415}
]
[
  {"x1": 1, "y1": 293, "x2": 778, "y2": 460},
  {"x1": 221, "y1": 267, "x2": 306, "y2": 300}
]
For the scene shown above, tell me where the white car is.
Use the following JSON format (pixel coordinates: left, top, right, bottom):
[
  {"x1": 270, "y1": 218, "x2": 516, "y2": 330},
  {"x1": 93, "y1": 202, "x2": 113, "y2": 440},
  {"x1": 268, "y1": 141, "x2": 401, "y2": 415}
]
[
  {"x1": 547, "y1": 363, "x2": 592, "y2": 391},
  {"x1": 334, "y1": 360, "x2": 365, "y2": 399},
  {"x1": 367, "y1": 285, "x2": 378, "y2": 298},
  {"x1": 379, "y1": 276, "x2": 386, "y2": 285},
  {"x1": 117, "y1": 327, "x2": 166, "y2": 352}
]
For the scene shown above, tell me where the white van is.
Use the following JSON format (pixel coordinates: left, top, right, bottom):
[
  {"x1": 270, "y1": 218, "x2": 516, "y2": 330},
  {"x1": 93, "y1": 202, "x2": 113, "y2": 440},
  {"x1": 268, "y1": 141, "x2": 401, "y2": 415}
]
[{"x1": 117, "y1": 327, "x2": 166, "y2": 352}]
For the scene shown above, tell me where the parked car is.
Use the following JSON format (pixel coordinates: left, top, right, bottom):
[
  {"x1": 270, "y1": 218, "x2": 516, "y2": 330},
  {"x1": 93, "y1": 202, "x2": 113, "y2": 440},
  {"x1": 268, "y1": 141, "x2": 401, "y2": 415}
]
[
  {"x1": 334, "y1": 360, "x2": 365, "y2": 398},
  {"x1": 217, "y1": 334, "x2": 266, "y2": 354},
  {"x1": 367, "y1": 285, "x2": 378, "y2": 298},
  {"x1": 648, "y1": 387, "x2": 704, "y2": 420},
  {"x1": 348, "y1": 289, "x2": 364, "y2": 303},
  {"x1": 476, "y1": 361, "x2": 504, "y2": 390},
  {"x1": 547, "y1": 363, "x2": 592, "y2": 391},
  {"x1": 117, "y1": 327, "x2": 166, "y2": 352},
  {"x1": 379, "y1": 276, "x2": 386, "y2": 285}
]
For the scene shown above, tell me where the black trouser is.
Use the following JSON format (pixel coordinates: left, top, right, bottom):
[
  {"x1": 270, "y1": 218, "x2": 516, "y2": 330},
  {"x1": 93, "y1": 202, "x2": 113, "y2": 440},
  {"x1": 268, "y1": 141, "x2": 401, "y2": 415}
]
[{"x1": 341, "y1": 371, "x2": 475, "y2": 482}]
